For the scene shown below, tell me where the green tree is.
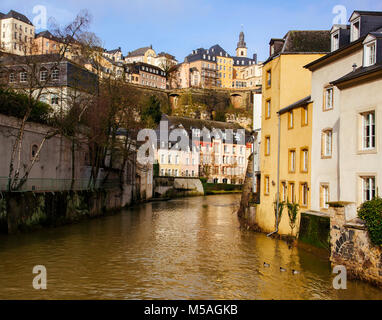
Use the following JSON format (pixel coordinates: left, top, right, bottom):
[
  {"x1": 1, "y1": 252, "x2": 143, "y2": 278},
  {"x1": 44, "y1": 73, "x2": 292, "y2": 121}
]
[{"x1": 141, "y1": 95, "x2": 162, "y2": 127}]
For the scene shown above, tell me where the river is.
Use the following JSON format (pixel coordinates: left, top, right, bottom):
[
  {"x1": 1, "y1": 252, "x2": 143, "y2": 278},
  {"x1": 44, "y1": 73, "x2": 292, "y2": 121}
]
[{"x1": 0, "y1": 194, "x2": 381, "y2": 299}]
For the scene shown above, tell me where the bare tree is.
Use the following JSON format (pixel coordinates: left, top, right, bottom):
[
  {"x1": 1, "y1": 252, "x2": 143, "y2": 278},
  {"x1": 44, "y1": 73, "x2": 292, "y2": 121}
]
[{"x1": 0, "y1": 11, "x2": 92, "y2": 191}]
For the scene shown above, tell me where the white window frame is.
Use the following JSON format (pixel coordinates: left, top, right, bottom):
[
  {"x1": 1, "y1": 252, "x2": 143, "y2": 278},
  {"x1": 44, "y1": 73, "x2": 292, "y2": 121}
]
[
  {"x1": 323, "y1": 130, "x2": 333, "y2": 157},
  {"x1": 351, "y1": 18, "x2": 360, "y2": 42},
  {"x1": 321, "y1": 184, "x2": 329, "y2": 209},
  {"x1": 364, "y1": 40, "x2": 377, "y2": 67},
  {"x1": 331, "y1": 31, "x2": 340, "y2": 51},
  {"x1": 290, "y1": 150, "x2": 295, "y2": 172},
  {"x1": 325, "y1": 87, "x2": 334, "y2": 110},
  {"x1": 362, "y1": 176, "x2": 376, "y2": 202},
  {"x1": 20, "y1": 71, "x2": 27, "y2": 82},
  {"x1": 40, "y1": 70, "x2": 48, "y2": 81},
  {"x1": 362, "y1": 111, "x2": 376, "y2": 150}
]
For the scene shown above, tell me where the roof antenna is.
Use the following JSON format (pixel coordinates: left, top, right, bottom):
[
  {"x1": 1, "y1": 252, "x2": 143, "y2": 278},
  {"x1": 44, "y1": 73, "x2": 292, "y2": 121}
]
[{"x1": 352, "y1": 63, "x2": 357, "y2": 72}]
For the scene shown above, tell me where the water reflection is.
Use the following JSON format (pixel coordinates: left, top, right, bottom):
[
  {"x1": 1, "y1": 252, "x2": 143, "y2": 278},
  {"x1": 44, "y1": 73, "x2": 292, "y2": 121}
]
[{"x1": 0, "y1": 194, "x2": 381, "y2": 299}]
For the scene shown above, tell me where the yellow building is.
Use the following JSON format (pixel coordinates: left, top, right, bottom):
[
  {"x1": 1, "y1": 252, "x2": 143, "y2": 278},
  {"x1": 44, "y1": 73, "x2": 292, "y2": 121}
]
[
  {"x1": 216, "y1": 55, "x2": 233, "y2": 88},
  {"x1": 256, "y1": 30, "x2": 330, "y2": 237}
]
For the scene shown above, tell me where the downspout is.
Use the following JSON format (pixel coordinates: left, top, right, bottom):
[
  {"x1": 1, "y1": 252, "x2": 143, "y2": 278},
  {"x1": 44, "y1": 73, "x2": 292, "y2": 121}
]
[{"x1": 267, "y1": 112, "x2": 281, "y2": 237}]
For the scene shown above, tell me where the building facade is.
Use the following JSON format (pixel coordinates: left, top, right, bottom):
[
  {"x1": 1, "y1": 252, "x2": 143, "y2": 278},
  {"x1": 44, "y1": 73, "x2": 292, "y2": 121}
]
[
  {"x1": 305, "y1": 10, "x2": 382, "y2": 220},
  {"x1": 256, "y1": 30, "x2": 330, "y2": 236},
  {"x1": 156, "y1": 115, "x2": 251, "y2": 184},
  {"x1": 0, "y1": 10, "x2": 35, "y2": 55}
]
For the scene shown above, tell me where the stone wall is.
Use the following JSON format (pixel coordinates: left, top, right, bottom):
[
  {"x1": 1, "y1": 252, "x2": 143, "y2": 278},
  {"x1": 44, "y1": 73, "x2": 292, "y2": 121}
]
[
  {"x1": 299, "y1": 212, "x2": 330, "y2": 250},
  {"x1": 154, "y1": 176, "x2": 204, "y2": 198},
  {"x1": 2, "y1": 188, "x2": 124, "y2": 234},
  {"x1": 330, "y1": 205, "x2": 382, "y2": 287}
]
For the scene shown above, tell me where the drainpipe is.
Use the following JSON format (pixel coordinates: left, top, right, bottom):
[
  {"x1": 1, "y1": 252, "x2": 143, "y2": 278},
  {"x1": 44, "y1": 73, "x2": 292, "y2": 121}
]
[{"x1": 267, "y1": 112, "x2": 281, "y2": 237}]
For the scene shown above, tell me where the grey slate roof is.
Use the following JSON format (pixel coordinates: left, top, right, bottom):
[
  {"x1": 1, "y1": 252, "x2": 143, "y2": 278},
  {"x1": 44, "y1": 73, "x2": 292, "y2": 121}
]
[
  {"x1": 1, "y1": 10, "x2": 33, "y2": 25},
  {"x1": 278, "y1": 96, "x2": 311, "y2": 115},
  {"x1": 105, "y1": 47, "x2": 122, "y2": 54},
  {"x1": 185, "y1": 44, "x2": 256, "y2": 66},
  {"x1": 126, "y1": 46, "x2": 151, "y2": 57},
  {"x1": 264, "y1": 30, "x2": 331, "y2": 65},
  {"x1": 35, "y1": 30, "x2": 61, "y2": 42},
  {"x1": 330, "y1": 64, "x2": 382, "y2": 86}
]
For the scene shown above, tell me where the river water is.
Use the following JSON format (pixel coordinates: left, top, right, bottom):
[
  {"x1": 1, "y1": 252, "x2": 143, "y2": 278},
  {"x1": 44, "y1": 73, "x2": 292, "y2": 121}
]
[{"x1": 0, "y1": 194, "x2": 381, "y2": 300}]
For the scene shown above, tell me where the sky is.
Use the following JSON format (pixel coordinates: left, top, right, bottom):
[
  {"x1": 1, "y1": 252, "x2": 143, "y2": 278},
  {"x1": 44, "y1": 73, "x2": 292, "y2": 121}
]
[{"x1": 2, "y1": 0, "x2": 382, "y2": 62}]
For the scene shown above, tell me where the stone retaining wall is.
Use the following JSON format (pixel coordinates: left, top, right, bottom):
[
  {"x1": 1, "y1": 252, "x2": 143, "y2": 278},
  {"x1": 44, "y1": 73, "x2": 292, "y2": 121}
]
[{"x1": 330, "y1": 205, "x2": 382, "y2": 287}]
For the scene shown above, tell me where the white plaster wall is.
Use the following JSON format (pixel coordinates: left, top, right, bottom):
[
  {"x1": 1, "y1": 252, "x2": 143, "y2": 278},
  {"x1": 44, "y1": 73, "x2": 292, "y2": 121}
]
[
  {"x1": 338, "y1": 78, "x2": 382, "y2": 208},
  {"x1": 310, "y1": 49, "x2": 363, "y2": 211}
]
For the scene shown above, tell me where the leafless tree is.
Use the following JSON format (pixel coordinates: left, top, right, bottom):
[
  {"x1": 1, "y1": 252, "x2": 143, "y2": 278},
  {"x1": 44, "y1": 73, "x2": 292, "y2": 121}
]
[{"x1": 0, "y1": 11, "x2": 92, "y2": 191}]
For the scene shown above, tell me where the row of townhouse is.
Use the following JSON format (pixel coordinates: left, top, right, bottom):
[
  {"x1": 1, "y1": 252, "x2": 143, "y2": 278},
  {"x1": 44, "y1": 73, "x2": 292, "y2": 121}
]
[
  {"x1": 156, "y1": 115, "x2": 252, "y2": 184},
  {"x1": 255, "y1": 10, "x2": 382, "y2": 237}
]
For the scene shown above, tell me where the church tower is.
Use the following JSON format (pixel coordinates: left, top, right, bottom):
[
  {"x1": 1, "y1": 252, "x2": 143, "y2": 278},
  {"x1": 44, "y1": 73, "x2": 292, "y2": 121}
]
[{"x1": 236, "y1": 31, "x2": 247, "y2": 57}]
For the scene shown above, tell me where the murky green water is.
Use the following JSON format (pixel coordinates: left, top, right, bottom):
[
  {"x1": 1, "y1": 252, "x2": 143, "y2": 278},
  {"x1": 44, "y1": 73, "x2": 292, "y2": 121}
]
[{"x1": 0, "y1": 194, "x2": 381, "y2": 299}]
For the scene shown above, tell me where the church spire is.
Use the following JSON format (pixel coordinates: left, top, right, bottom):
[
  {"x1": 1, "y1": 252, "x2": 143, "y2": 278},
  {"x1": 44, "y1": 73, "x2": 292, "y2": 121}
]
[
  {"x1": 236, "y1": 29, "x2": 248, "y2": 57},
  {"x1": 237, "y1": 30, "x2": 247, "y2": 49}
]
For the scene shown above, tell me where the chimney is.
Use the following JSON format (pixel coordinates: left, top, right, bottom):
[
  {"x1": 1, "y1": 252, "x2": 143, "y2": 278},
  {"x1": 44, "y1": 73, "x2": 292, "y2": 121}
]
[
  {"x1": 253, "y1": 53, "x2": 257, "y2": 64},
  {"x1": 352, "y1": 63, "x2": 357, "y2": 72}
]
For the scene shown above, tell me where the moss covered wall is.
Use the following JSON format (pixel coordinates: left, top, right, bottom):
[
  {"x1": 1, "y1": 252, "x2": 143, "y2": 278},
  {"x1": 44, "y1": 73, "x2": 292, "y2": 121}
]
[
  {"x1": 298, "y1": 213, "x2": 330, "y2": 250},
  {"x1": 2, "y1": 189, "x2": 122, "y2": 234}
]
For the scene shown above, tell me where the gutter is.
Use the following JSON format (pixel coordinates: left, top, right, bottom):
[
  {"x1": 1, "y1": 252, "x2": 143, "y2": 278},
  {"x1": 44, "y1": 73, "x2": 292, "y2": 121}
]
[{"x1": 267, "y1": 113, "x2": 281, "y2": 237}]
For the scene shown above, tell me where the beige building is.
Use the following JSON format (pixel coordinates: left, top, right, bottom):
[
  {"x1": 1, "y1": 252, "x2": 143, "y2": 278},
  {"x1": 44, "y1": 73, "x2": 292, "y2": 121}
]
[
  {"x1": 0, "y1": 10, "x2": 35, "y2": 55},
  {"x1": 306, "y1": 10, "x2": 382, "y2": 219}
]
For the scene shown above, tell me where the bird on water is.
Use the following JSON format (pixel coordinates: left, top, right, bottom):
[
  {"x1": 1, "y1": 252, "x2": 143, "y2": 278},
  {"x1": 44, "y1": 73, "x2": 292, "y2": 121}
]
[{"x1": 263, "y1": 262, "x2": 270, "y2": 268}]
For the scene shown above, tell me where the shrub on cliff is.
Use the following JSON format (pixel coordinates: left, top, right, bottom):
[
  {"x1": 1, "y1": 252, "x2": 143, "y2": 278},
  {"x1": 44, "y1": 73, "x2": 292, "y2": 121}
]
[
  {"x1": 358, "y1": 197, "x2": 382, "y2": 247},
  {"x1": 0, "y1": 87, "x2": 52, "y2": 124}
]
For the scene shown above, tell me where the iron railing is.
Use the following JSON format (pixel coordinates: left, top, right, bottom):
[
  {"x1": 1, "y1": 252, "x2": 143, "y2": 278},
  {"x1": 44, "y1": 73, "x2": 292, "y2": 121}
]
[{"x1": 0, "y1": 177, "x2": 120, "y2": 192}]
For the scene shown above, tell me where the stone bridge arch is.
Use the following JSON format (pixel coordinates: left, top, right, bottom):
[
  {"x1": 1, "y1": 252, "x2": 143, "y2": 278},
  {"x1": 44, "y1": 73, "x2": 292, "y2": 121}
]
[
  {"x1": 230, "y1": 93, "x2": 243, "y2": 109},
  {"x1": 169, "y1": 93, "x2": 180, "y2": 109}
]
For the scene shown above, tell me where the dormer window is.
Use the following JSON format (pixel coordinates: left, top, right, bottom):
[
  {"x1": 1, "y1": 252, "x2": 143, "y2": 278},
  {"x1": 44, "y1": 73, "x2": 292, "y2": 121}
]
[
  {"x1": 331, "y1": 31, "x2": 339, "y2": 52},
  {"x1": 270, "y1": 45, "x2": 275, "y2": 56},
  {"x1": 351, "y1": 18, "x2": 360, "y2": 42},
  {"x1": 364, "y1": 40, "x2": 376, "y2": 67}
]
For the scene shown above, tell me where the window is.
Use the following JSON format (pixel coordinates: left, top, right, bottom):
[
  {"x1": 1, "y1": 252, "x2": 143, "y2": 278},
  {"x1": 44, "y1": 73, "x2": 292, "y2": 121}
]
[
  {"x1": 20, "y1": 71, "x2": 27, "y2": 82},
  {"x1": 324, "y1": 87, "x2": 333, "y2": 110},
  {"x1": 301, "y1": 149, "x2": 308, "y2": 172},
  {"x1": 51, "y1": 94, "x2": 59, "y2": 105},
  {"x1": 289, "y1": 182, "x2": 295, "y2": 203},
  {"x1": 320, "y1": 184, "x2": 329, "y2": 209},
  {"x1": 9, "y1": 73, "x2": 15, "y2": 83},
  {"x1": 31, "y1": 144, "x2": 39, "y2": 161},
  {"x1": 265, "y1": 136, "x2": 270, "y2": 156},
  {"x1": 289, "y1": 150, "x2": 296, "y2": 172},
  {"x1": 331, "y1": 31, "x2": 339, "y2": 51},
  {"x1": 40, "y1": 69, "x2": 48, "y2": 81},
  {"x1": 266, "y1": 70, "x2": 271, "y2": 87},
  {"x1": 302, "y1": 107, "x2": 308, "y2": 126},
  {"x1": 52, "y1": 68, "x2": 59, "y2": 80},
  {"x1": 362, "y1": 176, "x2": 376, "y2": 202},
  {"x1": 364, "y1": 41, "x2": 377, "y2": 67},
  {"x1": 288, "y1": 111, "x2": 294, "y2": 129},
  {"x1": 300, "y1": 183, "x2": 308, "y2": 207},
  {"x1": 265, "y1": 100, "x2": 271, "y2": 119},
  {"x1": 281, "y1": 181, "x2": 287, "y2": 202},
  {"x1": 351, "y1": 18, "x2": 360, "y2": 42},
  {"x1": 264, "y1": 176, "x2": 270, "y2": 195},
  {"x1": 322, "y1": 129, "x2": 332, "y2": 158},
  {"x1": 362, "y1": 111, "x2": 375, "y2": 150}
]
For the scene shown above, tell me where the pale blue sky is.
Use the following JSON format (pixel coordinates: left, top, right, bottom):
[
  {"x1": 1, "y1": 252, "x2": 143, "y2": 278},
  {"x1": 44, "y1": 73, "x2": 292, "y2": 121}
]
[{"x1": 2, "y1": 0, "x2": 382, "y2": 62}]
